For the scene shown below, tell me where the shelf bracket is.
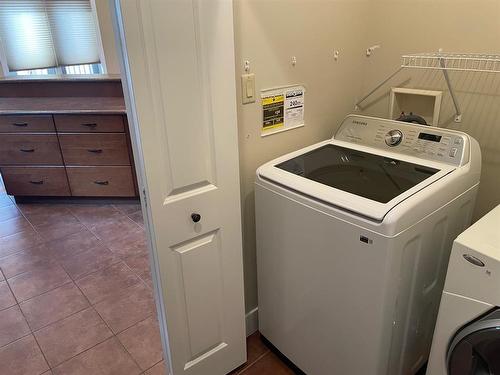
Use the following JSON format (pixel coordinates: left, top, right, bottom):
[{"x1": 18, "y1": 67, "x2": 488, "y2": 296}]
[
  {"x1": 355, "y1": 66, "x2": 405, "y2": 110},
  {"x1": 439, "y1": 58, "x2": 462, "y2": 122}
]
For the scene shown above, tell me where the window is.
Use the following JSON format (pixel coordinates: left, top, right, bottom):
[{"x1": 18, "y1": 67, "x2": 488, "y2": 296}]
[{"x1": 0, "y1": 0, "x2": 105, "y2": 76}]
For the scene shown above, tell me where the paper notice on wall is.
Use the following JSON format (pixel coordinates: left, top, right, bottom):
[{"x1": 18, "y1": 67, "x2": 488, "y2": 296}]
[
  {"x1": 261, "y1": 85, "x2": 305, "y2": 136},
  {"x1": 284, "y1": 87, "x2": 305, "y2": 128}
]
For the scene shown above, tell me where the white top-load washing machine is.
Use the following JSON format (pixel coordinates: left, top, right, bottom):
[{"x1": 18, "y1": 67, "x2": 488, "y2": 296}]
[
  {"x1": 427, "y1": 205, "x2": 500, "y2": 375},
  {"x1": 255, "y1": 115, "x2": 481, "y2": 375}
]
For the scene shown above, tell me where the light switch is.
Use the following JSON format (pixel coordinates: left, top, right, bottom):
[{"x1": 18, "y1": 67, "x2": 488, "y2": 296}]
[{"x1": 241, "y1": 73, "x2": 255, "y2": 104}]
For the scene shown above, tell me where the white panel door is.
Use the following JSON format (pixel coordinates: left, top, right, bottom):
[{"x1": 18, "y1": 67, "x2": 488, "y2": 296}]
[{"x1": 111, "y1": 1, "x2": 247, "y2": 374}]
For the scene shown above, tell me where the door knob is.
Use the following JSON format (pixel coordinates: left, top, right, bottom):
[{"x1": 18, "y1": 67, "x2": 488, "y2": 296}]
[{"x1": 191, "y1": 213, "x2": 201, "y2": 223}]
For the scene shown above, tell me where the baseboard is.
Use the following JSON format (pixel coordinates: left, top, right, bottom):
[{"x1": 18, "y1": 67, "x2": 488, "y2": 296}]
[{"x1": 245, "y1": 307, "x2": 259, "y2": 336}]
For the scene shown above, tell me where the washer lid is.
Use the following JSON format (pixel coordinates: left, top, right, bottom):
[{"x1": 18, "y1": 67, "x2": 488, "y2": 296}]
[
  {"x1": 448, "y1": 309, "x2": 500, "y2": 375},
  {"x1": 276, "y1": 144, "x2": 439, "y2": 204},
  {"x1": 258, "y1": 140, "x2": 454, "y2": 221}
]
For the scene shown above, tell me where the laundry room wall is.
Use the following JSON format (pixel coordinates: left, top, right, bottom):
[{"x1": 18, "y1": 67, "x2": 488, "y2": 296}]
[
  {"x1": 233, "y1": 0, "x2": 372, "y2": 318},
  {"x1": 357, "y1": 0, "x2": 500, "y2": 220}
]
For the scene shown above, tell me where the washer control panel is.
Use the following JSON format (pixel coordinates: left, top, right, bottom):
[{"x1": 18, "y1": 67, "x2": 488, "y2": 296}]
[{"x1": 335, "y1": 116, "x2": 469, "y2": 166}]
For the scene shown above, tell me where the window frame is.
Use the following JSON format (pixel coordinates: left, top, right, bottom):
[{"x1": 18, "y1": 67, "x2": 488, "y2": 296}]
[{"x1": 0, "y1": 0, "x2": 107, "y2": 77}]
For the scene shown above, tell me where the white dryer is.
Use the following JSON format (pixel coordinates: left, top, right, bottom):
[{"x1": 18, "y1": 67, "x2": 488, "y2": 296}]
[
  {"x1": 427, "y1": 204, "x2": 500, "y2": 375},
  {"x1": 255, "y1": 115, "x2": 481, "y2": 375}
]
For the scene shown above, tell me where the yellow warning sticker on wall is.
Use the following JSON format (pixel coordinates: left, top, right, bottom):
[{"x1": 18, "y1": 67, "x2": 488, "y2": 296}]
[
  {"x1": 261, "y1": 85, "x2": 305, "y2": 136},
  {"x1": 262, "y1": 94, "x2": 284, "y2": 130}
]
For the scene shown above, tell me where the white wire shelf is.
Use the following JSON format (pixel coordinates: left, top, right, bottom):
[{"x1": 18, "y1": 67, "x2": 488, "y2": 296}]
[
  {"x1": 356, "y1": 52, "x2": 500, "y2": 123},
  {"x1": 402, "y1": 53, "x2": 500, "y2": 73}
]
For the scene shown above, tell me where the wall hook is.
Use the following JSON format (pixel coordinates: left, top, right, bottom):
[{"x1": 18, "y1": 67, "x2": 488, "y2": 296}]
[{"x1": 366, "y1": 44, "x2": 381, "y2": 57}]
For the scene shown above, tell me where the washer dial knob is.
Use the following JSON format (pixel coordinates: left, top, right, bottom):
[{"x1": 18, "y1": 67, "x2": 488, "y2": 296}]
[{"x1": 385, "y1": 130, "x2": 403, "y2": 147}]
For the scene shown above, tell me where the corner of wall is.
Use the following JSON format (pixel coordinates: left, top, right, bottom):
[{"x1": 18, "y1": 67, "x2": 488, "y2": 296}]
[{"x1": 94, "y1": 0, "x2": 121, "y2": 74}]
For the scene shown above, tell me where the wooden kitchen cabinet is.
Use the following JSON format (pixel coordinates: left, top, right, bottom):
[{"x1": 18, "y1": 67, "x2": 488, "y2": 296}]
[
  {"x1": 59, "y1": 132, "x2": 130, "y2": 166},
  {"x1": 1, "y1": 167, "x2": 70, "y2": 196},
  {"x1": 54, "y1": 114, "x2": 125, "y2": 133},
  {"x1": 66, "y1": 166, "x2": 136, "y2": 197},
  {"x1": 0, "y1": 115, "x2": 55, "y2": 132},
  {"x1": 0, "y1": 77, "x2": 138, "y2": 198},
  {"x1": 0, "y1": 134, "x2": 63, "y2": 165}
]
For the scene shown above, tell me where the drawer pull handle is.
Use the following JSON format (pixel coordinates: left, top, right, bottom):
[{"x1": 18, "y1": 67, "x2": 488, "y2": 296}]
[
  {"x1": 94, "y1": 180, "x2": 109, "y2": 185},
  {"x1": 87, "y1": 149, "x2": 103, "y2": 153},
  {"x1": 82, "y1": 123, "x2": 98, "y2": 129},
  {"x1": 20, "y1": 148, "x2": 35, "y2": 153},
  {"x1": 29, "y1": 180, "x2": 44, "y2": 185},
  {"x1": 12, "y1": 122, "x2": 28, "y2": 127}
]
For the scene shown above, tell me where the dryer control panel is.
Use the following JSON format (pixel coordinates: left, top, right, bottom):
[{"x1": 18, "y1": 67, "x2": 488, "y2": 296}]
[{"x1": 335, "y1": 115, "x2": 469, "y2": 166}]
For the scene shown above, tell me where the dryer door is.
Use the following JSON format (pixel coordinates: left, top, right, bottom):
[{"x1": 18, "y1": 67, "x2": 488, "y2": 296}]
[{"x1": 448, "y1": 309, "x2": 500, "y2": 374}]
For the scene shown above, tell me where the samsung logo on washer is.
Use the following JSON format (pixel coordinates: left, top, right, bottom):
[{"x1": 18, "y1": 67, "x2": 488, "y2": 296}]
[{"x1": 352, "y1": 119, "x2": 368, "y2": 126}]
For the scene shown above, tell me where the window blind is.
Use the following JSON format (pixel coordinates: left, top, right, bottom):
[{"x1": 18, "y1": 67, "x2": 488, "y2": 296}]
[
  {"x1": 0, "y1": 1, "x2": 55, "y2": 71},
  {"x1": 0, "y1": 0, "x2": 100, "y2": 72},
  {"x1": 46, "y1": 1, "x2": 100, "y2": 67}
]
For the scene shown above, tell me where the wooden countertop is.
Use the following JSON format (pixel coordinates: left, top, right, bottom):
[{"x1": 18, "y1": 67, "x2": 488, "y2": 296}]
[
  {"x1": 0, "y1": 74, "x2": 122, "y2": 83},
  {"x1": 0, "y1": 97, "x2": 127, "y2": 114}
]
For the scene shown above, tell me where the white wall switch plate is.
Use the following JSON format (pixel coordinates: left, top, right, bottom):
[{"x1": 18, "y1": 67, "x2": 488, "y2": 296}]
[{"x1": 241, "y1": 73, "x2": 256, "y2": 104}]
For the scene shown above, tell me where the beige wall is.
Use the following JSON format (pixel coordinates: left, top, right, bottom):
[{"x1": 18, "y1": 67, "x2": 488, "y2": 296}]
[
  {"x1": 358, "y1": 0, "x2": 500, "y2": 220},
  {"x1": 233, "y1": 0, "x2": 372, "y2": 312}
]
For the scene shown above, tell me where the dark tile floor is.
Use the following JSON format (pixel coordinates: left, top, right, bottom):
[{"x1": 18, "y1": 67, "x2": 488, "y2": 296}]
[
  {"x1": 0, "y1": 179, "x2": 294, "y2": 375},
  {"x1": 231, "y1": 333, "x2": 296, "y2": 375}
]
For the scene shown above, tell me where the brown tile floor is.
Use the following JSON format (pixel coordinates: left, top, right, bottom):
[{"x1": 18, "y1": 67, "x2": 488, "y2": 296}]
[
  {"x1": 231, "y1": 333, "x2": 297, "y2": 375},
  {"x1": 0, "y1": 182, "x2": 165, "y2": 374},
  {"x1": 0, "y1": 179, "x2": 294, "y2": 375}
]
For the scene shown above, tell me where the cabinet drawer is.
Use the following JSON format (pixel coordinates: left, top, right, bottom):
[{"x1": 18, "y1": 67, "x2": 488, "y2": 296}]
[
  {"x1": 0, "y1": 115, "x2": 55, "y2": 132},
  {"x1": 1, "y1": 167, "x2": 70, "y2": 196},
  {"x1": 59, "y1": 134, "x2": 130, "y2": 166},
  {"x1": 0, "y1": 134, "x2": 63, "y2": 165},
  {"x1": 66, "y1": 166, "x2": 136, "y2": 197},
  {"x1": 54, "y1": 115, "x2": 125, "y2": 133}
]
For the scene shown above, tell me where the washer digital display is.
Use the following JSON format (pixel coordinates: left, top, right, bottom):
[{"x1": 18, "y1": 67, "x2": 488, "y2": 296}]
[{"x1": 419, "y1": 133, "x2": 442, "y2": 142}]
